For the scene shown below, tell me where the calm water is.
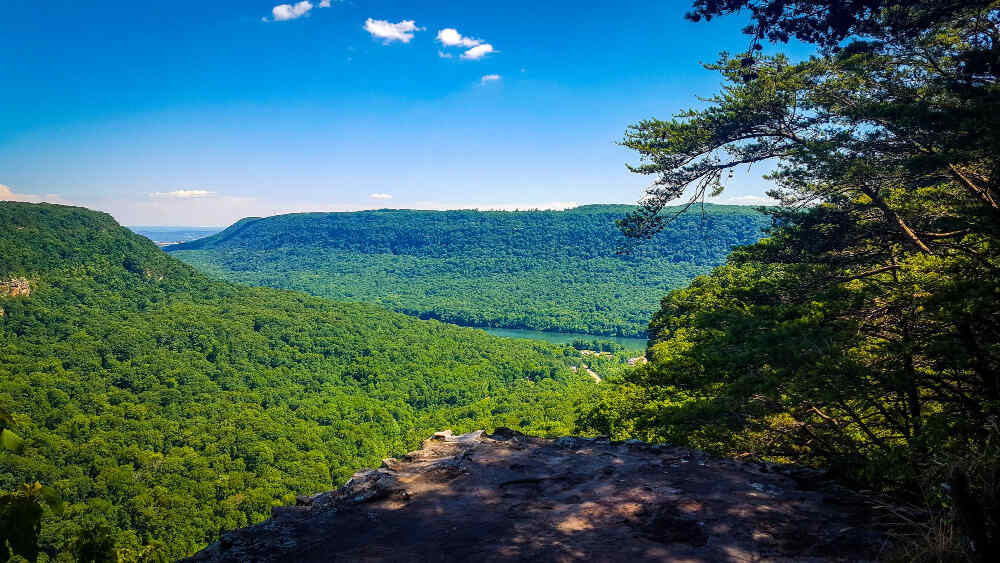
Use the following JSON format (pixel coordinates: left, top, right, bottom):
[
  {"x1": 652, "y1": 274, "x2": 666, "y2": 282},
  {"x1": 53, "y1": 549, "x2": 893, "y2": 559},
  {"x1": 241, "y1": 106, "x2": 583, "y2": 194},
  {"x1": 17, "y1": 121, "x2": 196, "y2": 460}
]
[
  {"x1": 481, "y1": 327, "x2": 648, "y2": 353},
  {"x1": 129, "y1": 226, "x2": 222, "y2": 247}
]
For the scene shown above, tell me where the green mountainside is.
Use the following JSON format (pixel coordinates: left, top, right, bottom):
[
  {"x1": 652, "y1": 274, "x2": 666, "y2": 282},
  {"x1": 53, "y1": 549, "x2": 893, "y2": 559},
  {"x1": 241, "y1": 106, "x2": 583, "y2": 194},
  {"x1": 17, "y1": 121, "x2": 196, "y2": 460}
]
[
  {"x1": 167, "y1": 204, "x2": 770, "y2": 337},
  {"x1": 0, "y1": 202, "x2": 596, "y2": 560}
]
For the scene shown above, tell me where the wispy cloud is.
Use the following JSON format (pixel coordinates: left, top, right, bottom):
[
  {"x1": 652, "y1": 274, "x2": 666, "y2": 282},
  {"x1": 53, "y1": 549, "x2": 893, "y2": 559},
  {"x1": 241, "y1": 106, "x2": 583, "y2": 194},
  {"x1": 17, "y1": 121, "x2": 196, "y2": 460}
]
[
  {"x1": 110, "y1": 196, "x2": 376, "y2": 227},
  {"x1": 480, "y1": 74, "x2": 501, "y2": 84},
  {"x1": 436, "y1": 28, "x2": 482, "y2": 48},
  {"x1": 149, "y1": 190, "x2": 216, "y2": 199},
  {"x1": 437, "y1": 50, "x2": 454, "y2": 59},
  {"x1": 369, "y1": 193, "x2": 393, "y2": 200},
  {"x1": 0, "y1": 184, "x2": 73, "y2": 205},
  {"x1": 319, "y1": 0, "x2": 332, "y2": 7},
  {"x1": 265, "y1": 1, "x2": 313, "y2": 22},
  {"x1": 462, "y1": 44, "x2": 495, "y2": 60},
  {"x1": 364, "y1": 18, "x2": 421, "y2": 44},
  {"x1": 709, "y1": 194, "x2": 778, "y2": 206}
]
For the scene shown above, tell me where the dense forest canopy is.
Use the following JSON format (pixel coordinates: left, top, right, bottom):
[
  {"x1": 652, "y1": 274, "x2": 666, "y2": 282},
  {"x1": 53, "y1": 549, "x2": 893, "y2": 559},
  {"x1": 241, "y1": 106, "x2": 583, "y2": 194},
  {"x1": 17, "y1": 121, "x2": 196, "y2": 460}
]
[
  {"x1": 587, "y1": 0, "x2": 1000, "y2": 559},
  {"x1": 0, "y1": 202, "x2": 597, "y2": 561},
  {"x1": 4, "y1": 0, "x2": 997, "y2": 560},
  {"x1": 166, "y1": 204, "x2": 770, "y2": 337}
]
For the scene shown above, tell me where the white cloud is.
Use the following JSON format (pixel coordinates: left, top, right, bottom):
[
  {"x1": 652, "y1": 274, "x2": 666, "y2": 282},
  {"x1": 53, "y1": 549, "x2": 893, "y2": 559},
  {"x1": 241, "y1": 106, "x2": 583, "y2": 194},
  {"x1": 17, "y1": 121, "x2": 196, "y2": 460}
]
[
  {"x1": 149, "y1": 190, "x2": 216, "y2": 199},
  {"x1": 319, "y1": 0, "x2": 332, "y2": 7},
  {"x1": 0, "y1": 184, "x2": 73, "y2": 205},
  {"x1": 0, "y1": 184, "x2": 21, "y2": 200},
  {"x1": 70, "y1": 193, "x2": 584, "y2": 227},
  {"x1": 104, "y1": 196, "x2": 378, "y2": 227},
  {"x1": 437, "y1": 50, "x2": 453, "y2": 59},
  {"x1": 436, "y1": 28, "x2": 482, "y2": 48},
  {"x1": 369, "y1": 193, "x2": 393, "y2": 200},
  {"x1": 480, "y1": 74, "x2": 501, "y2": 84},
  {"x1": 364, "y1": 18, "x2": 421, "y2": 43},
  {"x1": 268, "y1": 2, "x2": 313, "y2": 22},
  {"x1": 709, "y1": 194, "x2": 778, "y2": 206},
  {"x1": 462, "y1": 44, "x2": 494, "y2": 60}
]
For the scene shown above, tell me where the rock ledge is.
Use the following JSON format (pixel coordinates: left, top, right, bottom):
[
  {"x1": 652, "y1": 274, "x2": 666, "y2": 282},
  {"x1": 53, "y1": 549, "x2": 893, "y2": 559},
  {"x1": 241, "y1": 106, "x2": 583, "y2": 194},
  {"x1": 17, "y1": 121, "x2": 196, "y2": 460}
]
[{"x1": 185, "y1": 429, "x2": 886, "y2": 562}]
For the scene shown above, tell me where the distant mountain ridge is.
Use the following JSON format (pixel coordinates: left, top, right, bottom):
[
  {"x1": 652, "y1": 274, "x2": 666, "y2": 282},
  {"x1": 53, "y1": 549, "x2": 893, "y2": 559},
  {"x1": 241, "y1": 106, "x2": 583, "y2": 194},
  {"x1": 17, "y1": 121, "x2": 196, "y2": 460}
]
[
  {"x1": 167, "y1": 204, "x2": 772, "y2": 337},
  {"x1": 167, "y1": 204, "x2": 762, "y2": 258}
]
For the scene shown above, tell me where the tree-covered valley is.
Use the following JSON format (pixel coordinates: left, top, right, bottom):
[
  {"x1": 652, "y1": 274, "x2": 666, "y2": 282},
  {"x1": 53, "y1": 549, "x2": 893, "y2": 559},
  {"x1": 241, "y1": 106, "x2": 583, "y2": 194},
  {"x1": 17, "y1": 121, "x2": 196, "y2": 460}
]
[
  {"x1": 166, "y1": 205, "x2": 770, "y2": 338},
  {"x1": 3, "y1": 0, "x2": 999, "y2": 561},
  {"x1": 0, "y1": 203, "x2": 598, "y2": 561}
]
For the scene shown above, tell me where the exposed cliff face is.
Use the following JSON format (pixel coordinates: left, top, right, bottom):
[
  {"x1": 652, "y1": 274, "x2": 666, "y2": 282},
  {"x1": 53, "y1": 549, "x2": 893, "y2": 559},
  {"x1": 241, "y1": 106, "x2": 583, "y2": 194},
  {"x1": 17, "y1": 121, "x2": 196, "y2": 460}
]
[
  {"x1": 0, "y1": 277, "x2": 31, "y2": 316},
  {"x1": 0, "y1": 277, "x2": 31, "y2": 298},
  {"x1": 185, "y1": 430, "x2": 886, "y2": 562}
]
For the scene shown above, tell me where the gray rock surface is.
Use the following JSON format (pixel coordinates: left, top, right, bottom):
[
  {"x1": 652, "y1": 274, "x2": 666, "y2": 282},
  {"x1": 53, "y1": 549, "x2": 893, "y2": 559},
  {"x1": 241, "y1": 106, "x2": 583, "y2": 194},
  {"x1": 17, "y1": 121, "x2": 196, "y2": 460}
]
[{"x1": 184, "y1": 429, "x2": 886, "y2": 562}]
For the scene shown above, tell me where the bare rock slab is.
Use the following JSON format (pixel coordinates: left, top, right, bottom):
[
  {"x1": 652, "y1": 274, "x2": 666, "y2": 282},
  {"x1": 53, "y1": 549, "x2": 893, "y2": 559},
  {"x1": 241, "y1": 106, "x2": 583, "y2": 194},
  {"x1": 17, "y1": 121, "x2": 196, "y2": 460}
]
[{"x1": 184, "y1": 429, "x2": 886, "y2": 562}]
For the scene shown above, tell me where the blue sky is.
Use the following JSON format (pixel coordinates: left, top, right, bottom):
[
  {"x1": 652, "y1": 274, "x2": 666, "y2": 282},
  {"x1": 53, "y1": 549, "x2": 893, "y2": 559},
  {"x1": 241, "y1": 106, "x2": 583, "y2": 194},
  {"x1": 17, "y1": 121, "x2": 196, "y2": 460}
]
[{"x1": 0, "y1": 1, "x2": 806, "y2": 226}]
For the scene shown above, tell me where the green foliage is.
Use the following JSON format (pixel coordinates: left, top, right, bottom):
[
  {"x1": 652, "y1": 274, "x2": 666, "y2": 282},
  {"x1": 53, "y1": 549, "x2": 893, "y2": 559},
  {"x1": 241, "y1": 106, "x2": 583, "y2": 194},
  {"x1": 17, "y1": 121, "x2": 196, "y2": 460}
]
[
  {"x1": 0, "y1": 202, "x2": 597, "y2": 560},
  {"x1": 0, "y1": 489, "x2": 43, "y2": 563},
  {"x1": 1, "y1": 407, "x2": 65, "y2": 563},
  {"x1": 685, "y1": 1, "x2": 990, "y2": 50},
  {"x1": 71, "y1": 524, "x2": 116, "y2": 563},
  {"x1": 0, "y1": 431, "x2": 23, "y2": 454},
  {"x1": 166, "y1": 205, "x2": 769, "y2": 338},
  {"x1": 592, "y1": 1, "x2": 1000, "y2": 558},
  {"x1": 0, "y1": 482, "x2": 64, "y2": 562},
  {"x1": 1, "y1": 409, "x2": 25, "y2": 454},
  {"x1": 569, "y1": 339, "x2": 624, "y2": 354}
]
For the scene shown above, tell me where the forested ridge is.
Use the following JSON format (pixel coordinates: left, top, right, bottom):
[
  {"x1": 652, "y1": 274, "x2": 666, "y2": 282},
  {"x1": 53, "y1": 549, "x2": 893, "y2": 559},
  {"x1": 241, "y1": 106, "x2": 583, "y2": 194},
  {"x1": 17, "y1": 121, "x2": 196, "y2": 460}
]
[
  {"x1": 0, "y1": 202, "x2": 596, "y2": 561},
  {"x1": 167, "y1": 204, "x2": 769, "y2": 337}
]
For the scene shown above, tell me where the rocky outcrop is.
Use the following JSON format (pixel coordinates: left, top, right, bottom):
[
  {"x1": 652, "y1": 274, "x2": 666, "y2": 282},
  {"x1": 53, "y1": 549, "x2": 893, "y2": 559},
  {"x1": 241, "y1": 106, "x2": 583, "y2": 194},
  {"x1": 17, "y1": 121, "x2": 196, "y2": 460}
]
[
  {"x1": 0, "y1": 277, "x2": 31, "y2": 298},
  {"x1": 185, "y1": 430, "x2": 886, "y2": 562},
  {"x1": 0, "y1": 277, "x2": 31, "y2": 316}
]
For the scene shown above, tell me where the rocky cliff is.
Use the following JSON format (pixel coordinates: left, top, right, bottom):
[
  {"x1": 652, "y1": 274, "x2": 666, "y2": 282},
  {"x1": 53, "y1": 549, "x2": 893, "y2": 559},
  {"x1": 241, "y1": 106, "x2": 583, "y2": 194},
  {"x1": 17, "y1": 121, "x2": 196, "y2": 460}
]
[
  {"x1": 0, "y1": 277, "x2": 31, "y2": 298},
  {"x1": 185, "y1": 430, "x2": 886, "y2": 562},
  {"x1": 0, "y1": 277, "x2": 31, "y2": 317}
]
